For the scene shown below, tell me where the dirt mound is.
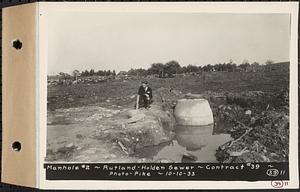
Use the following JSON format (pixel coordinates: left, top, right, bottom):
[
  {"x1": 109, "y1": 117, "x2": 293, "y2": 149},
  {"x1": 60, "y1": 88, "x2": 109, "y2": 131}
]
[
  {"x1": 92, "y1": 87, "x2": 186, "y2": 154},
  {"x1": 46, "y1": 88, "x2": 181, "y2": 162},
  {"x1": 93, "y1": 107, "x2": 176, "y2": 154}
]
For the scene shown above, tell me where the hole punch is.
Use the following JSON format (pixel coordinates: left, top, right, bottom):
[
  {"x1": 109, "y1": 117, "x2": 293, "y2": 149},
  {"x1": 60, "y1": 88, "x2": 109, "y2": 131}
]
[
  {"x1": 12, "y1": 39, "x2": 23, "y2": 50},
  {"x1": 12, "y1": 141, "x2": 21, "y2": 152}
]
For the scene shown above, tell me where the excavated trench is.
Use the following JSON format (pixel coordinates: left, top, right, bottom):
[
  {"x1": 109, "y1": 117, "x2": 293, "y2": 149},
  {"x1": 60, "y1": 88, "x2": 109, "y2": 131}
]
[
  {"x1": 46, "y1": 88, "x2": 233, "y2": 163},
  {"x1": 133, "y1": 98, "x2": 232, "y2": 163},
  {"x1": 46, "y1": 87, "x2": 289, "y2": 163},
  {"x1": 133, "y1": 124, "x2": 232, "y2": 163}
]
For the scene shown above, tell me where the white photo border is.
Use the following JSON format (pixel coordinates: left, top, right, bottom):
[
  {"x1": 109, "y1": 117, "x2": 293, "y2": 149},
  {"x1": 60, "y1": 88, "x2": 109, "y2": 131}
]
[{"x1": 38, "y1": 2, "x2": 299, "y2": 190}]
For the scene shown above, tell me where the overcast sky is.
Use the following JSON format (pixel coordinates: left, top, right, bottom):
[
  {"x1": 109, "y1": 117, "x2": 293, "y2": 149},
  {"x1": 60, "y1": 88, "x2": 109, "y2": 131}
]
[{"x1": 48, "y1": 12, "x2": 290, "y2": 75}]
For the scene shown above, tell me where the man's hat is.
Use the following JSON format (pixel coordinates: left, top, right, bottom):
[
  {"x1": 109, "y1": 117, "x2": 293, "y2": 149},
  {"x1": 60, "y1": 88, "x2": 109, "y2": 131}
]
[{"x1": 141, "y1": 80, "x2": 148, "y2": 84}]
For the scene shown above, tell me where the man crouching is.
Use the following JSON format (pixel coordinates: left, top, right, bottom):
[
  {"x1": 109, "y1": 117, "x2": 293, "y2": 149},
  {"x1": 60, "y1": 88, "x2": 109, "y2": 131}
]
[{"x1": 137, "y1": 80, "x2": 153, "y2": 109}]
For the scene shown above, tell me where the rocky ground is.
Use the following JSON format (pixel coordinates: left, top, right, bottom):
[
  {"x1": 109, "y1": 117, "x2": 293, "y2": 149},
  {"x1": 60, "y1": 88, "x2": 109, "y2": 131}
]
[
  {"x1": 46, "y1": 88, "x2": 181, "y2": 162},
  {"x1": 214, "y1": 90, "x2": 289, "y2": 163},
  {"x1": 46, "y1": 87, "x2": 289, "y2": 163},
  {"x1": 47, "y1": 70, "x2": 289, "y2": 163}
]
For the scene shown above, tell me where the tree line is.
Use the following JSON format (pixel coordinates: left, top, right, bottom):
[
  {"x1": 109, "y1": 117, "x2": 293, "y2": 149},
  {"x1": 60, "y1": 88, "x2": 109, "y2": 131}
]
[
  {"x1": 80, "y1": 69, "x2": 117, "y2": 77},
  {"x1": 125, "y1": 60, "x2": 273, "y2": 78},
  {"x1": 57, "y1": 59, "x2": 274, "y2": 78}
]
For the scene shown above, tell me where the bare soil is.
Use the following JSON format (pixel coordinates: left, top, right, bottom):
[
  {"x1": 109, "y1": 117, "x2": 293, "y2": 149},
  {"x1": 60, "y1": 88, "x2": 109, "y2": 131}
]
[{"x1": 47, "y1": 69, "x2": 289, "y2": 163}]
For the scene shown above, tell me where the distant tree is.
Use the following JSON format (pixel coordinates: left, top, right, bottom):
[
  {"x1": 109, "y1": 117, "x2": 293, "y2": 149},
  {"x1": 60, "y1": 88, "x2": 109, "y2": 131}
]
[
  {"x1": 127, "y1": 68, "x2": 147, "y2": 77},
  {"x1": 58, "y1": 72, "x2": 71, "y2": 81},
  {"x1": 242, "y1": 59, "x2": 250, "y2": 65},
  {"x1": 181, "y1": 66, "x2": 188, "y2": 74},
  {"x1": 164, "y1": 60, "x2": 181, "y2": 77},
  {"x1": 225, "y1": 62, "x2": 237, "y2": 72},
  {"x1": 127, "y1": 68, "x2": 138, "y2": 76},
  {"x1": 58, "y1": 72, "x2": 68, "y2": 77},
  {"x1": 72, "y1": 70, "x2": 80, "y2": 81},
  {"x1": 112, "y1": 70, "x2": 116, "y2": 76},
  {"x1": 265, "y1": 60, "x2": 276, "y2": 72},
  {"x1": 186, "y1": 64, "x2": 199, "y2": 73},
  {"x1": 58, "y1": 72, "x2": 65, "y2": 77},
  {"x1": 82, "y1": 70, "x2": 89, "y2": 76},
  {"x1": 239, "y1": 60, "x2": 251, "y2": 71},
  {"x1": 265, "y1": 60, "x2": 274, "y2": 65},
  {"x1": 198, "y1": 66, "x2": 203, "y2": 72},
  {"x1": 118, "y1": 71, "x2": 128, "y2": 76},
  {"x1": 239, "y1": 63, "x2": 250, "y2": 71},
  {"x1": 149, "y1": 63, "x2": 165, "y2": 77},
  {"x1": 96, "y1": 70, "x2": 104, "y2": 76},
  {"x1": 250, "y1": 62, "x2": 260, "y2": 72},
  {"x1": 89, "y1": 69, "x2": 95, "y2": 76},
  {"x1": 136, "y1": 68, "x2": 148, "y2": 77},
  {"x1": 107, "y1": 70, "x2": 112, "y2": 76},
  {"x1": 214, "y1": 63, "x2": 224, "y2": 71},
  {"x1": 202, "y1": 64, "x2": 213, "y2": 72}
]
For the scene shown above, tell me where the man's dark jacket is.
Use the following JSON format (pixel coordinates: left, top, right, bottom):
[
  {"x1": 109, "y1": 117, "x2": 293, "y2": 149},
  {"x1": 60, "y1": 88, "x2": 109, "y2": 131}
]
[{"x1": 138, "y1": 86, "x2": 153, "y2": 99}]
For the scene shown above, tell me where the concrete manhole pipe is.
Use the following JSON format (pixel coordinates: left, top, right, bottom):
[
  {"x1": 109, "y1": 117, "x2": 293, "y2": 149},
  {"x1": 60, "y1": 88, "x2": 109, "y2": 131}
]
[{"x1": 174, "y1": 99, "x2": 214, "y2": 126}]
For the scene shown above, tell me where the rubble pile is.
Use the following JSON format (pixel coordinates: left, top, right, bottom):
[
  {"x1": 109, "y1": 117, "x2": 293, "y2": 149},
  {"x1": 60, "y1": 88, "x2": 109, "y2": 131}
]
[{"x1": 215, "y1": 90, "x2": 289, "y2": 163}]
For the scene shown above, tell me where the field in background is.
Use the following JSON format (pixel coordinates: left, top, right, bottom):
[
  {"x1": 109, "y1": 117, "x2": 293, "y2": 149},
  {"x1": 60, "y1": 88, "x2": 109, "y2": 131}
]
[{"x1": 48, "y1": 66, "x2": 289, "y2": 110}]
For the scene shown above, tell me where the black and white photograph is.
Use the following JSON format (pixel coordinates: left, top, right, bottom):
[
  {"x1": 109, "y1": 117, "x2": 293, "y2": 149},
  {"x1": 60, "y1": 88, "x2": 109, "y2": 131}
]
[{"x1": 45, "y1": 11, "x2": 291, "y2": 165}]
